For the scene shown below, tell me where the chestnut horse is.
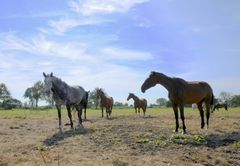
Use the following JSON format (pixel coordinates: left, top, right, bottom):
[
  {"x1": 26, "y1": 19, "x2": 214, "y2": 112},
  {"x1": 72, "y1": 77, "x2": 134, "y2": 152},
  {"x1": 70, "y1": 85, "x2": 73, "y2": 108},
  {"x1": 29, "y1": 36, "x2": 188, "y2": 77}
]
[
  {"x1": 141, "y1": 71, "x2": 214, "y2": 134},
  {"x1": 96, "y1": 88, "x2": 114, "y2": 118},
  {"x1": 127, "y1": 93, "x2": 147, "y2": 116}
]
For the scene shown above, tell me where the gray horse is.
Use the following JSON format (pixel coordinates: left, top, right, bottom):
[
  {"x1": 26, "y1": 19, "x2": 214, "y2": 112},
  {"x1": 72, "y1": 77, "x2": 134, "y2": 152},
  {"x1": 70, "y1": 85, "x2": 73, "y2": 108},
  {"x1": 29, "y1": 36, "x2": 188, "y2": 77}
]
[{"x1": 43, "y1": 72, "x2": 86, "y2": 132}]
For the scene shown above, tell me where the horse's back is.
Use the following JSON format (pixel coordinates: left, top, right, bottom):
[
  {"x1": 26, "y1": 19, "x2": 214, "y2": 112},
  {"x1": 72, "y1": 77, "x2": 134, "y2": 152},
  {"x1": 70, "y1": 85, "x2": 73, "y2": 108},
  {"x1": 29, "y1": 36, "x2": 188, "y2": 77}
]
[{"x1": 68, "y1": 85, "x2": 86, "y2": 103}]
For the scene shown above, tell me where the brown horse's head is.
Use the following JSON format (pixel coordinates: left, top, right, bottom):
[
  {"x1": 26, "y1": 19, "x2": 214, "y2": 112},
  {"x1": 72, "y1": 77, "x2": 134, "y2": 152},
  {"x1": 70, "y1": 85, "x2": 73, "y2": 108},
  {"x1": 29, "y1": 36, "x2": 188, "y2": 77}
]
[
  {"x1": 141, "y1": 71, "x2": 158, "y2": 93},
  {"x1": 127, "y1": 93, "x2": 134, "y2": 101}
]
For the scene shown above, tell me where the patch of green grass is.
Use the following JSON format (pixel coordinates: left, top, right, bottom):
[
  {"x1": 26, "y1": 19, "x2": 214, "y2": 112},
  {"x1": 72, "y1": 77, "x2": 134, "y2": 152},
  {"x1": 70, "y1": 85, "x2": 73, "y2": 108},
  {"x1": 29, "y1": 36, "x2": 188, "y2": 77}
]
[
  {"x1": 193, "y1": 135, "x2": 205, "y2": 142},
  {"x1": 158, "y1": 133, "x2": 167, "y2": 140},
  {"x1": 34, "y1": 145, "x2": 48, "y2": 152},
  {"x1": 233, "y1": 141, "x2": 240, "y2": 148},
  {"x1": 136, "y1": 138, "x2": 149, "y2": 144},
  {"x1": 171, "y1": 134, "x2": 186, "y2": 140},
  {"x1": 154, "y1": 140, "x2": 167, "y2": 146}
]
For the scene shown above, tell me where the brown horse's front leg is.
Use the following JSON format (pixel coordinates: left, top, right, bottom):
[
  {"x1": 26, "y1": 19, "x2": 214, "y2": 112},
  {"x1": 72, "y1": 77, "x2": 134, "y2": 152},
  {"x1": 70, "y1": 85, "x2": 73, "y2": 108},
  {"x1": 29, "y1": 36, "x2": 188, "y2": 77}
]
[
  {"x1": 106, "y1": 108, "x2": 109, "y2": 119},
  {"x1": 172, "y1": 104, "x2": 179, "y2": 133},
  {"x1": 197, "y1": 103, "x2": 205, "y2": 129},
  {"x1": 179, "y1": 105, "x2": 186, "y2": 134}
]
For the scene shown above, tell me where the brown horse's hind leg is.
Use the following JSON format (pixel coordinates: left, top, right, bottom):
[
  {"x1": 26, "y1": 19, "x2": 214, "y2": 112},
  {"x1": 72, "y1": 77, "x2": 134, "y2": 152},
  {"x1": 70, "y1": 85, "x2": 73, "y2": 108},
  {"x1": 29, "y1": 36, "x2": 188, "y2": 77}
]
[
  {"x1": 172, "y1": 104, "x2": 179, "y2": 133},
  {"x1": 205, "y1": 103, "x2": 211, "y2": 129},
  {"x1": 197, "y1": 103, "x2": 205, "y2": 129},
  {"x1": 179, "y1": 104, "x2": 186, "y2": 134}
]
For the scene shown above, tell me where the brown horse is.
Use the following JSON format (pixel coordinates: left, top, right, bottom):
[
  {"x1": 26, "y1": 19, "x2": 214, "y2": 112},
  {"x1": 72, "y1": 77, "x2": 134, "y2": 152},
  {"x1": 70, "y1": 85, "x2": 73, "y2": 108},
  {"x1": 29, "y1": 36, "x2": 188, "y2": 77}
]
[
  {"x1": 141, "y1": 71, "x2": 214, "y2": 134},
  {"x1": 96, "y1": 88, "x2": 114, "y2": 118},
  {"x1": 213, "y1": 102, "x2": 228, "y2": 112},
  {"x1": 127, "y1": 93, "x2": 147, "y2": 116}
]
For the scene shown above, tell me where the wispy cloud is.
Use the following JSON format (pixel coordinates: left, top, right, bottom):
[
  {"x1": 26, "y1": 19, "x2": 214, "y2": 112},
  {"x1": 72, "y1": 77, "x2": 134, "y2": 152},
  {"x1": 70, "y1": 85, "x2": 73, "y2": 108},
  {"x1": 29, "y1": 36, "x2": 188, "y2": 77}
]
[
  {"x1": 69, "y1": 0, "x2": 149, "y2": 16},
  {"x1": 45, "y1": 17, "x2": 105, "y2": 35}
]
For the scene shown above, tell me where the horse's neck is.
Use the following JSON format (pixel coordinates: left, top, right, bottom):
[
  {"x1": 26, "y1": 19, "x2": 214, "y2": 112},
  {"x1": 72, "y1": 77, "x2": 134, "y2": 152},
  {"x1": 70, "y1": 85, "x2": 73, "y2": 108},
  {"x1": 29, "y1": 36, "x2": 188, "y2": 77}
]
[
  {"x1": 100, "y1": 94, "x2": 107, "y2": 102},
  {"x1": 131, "y1": 95, "x2": 139, "y2": 102},
  {"x1": 52, "y1": 78, "x2": 69, "y2": 100},
  {"x1": 156, "y1": 73, "x2": 174, "y2": 92}
]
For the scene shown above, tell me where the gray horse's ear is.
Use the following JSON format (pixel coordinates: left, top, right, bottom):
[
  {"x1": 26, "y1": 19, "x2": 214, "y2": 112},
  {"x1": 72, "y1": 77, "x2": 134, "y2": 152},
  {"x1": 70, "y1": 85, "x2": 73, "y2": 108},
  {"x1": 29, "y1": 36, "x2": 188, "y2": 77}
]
[
  {"x1": 43, "y1": 72, "x2": 46, "y2": 77},
  {"x1": 50, "y1": 72, "x2": 53, "y2": 77}
]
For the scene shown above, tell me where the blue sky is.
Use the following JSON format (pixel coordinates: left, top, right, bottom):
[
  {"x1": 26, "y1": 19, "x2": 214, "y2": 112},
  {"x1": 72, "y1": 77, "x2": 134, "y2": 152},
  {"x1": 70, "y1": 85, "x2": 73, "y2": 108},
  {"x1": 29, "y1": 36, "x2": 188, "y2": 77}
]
[{"x1": 0, "y1": 0, "x2": 240, "y2": 105}]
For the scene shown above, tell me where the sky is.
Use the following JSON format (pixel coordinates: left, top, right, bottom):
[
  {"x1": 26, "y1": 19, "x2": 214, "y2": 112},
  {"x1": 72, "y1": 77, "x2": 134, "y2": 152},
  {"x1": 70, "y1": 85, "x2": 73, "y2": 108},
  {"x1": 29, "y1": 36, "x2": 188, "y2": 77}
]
[{"x1": 0, "y1": 0, "x2": 240, "y2": 105}]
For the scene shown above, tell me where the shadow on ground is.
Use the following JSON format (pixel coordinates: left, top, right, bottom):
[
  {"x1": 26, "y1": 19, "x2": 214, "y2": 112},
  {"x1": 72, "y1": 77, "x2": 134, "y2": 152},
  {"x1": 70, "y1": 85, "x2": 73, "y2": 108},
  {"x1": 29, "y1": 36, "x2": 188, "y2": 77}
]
[
  {"x1": 204, "y1": 131, "x2": 240, "y2": 148},
  {"x1": 43, "y1": 128, "x2": 94, "y2": 146}
]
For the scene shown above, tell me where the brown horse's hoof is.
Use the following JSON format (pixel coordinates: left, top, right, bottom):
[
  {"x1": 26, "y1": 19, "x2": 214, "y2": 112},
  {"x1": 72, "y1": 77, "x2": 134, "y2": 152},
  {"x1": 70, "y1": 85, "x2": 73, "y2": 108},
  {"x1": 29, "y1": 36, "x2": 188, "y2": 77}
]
[
  {"x1": 173, "y1": 130, "x2": 178, "y2": 133},
  {"x1": 182, "y1": 131, "x2": 187, "y2": 134}
]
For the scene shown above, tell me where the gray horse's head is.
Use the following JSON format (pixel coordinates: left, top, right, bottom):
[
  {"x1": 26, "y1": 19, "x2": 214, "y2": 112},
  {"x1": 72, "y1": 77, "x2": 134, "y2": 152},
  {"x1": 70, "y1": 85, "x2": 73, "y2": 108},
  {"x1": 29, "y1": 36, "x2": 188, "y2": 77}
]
[{"x1": 43, "y1": 72, "x2": 54, "y2": 93}]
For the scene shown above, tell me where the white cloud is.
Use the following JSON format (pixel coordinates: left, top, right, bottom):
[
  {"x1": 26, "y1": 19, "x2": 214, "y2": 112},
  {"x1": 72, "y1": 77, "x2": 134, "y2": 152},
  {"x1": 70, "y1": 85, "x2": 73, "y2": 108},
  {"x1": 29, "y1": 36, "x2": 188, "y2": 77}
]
[
  {"x1": 69, "y1": 0, "x2": 149, "y2": 16},
  {"x1": 100, "y1": 47, "x2": 152, "y2": 60}
]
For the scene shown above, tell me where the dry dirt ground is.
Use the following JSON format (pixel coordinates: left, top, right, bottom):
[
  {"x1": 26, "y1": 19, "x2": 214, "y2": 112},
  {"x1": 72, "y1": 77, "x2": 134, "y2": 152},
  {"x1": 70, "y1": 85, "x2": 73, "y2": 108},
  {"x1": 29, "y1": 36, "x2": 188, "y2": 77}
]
[{"x1": 0, "y1": 108, "x2": 239, "y2": 166}]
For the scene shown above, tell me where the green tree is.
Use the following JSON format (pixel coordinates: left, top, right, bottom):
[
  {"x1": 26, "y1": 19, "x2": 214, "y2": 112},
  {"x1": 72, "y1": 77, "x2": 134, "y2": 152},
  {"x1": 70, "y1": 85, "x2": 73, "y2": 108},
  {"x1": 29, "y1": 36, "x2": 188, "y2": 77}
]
[
  {"x1": 89, "y1": 88, "x2": 99, "y2": 109},
  {"x1": 229, "y1": 95, "x2": 240, "y2": 107},
  {"x1": 24, "y1": 87, "x2": 34, "y2": 108},
  {"x1": 24, "y1": 81, "x2": 44, "y2": 108},
  {"x1": 43, "y1": 92, "x2": 54, "y2": 107},
  {"x1": 156, "y1": 98, "x2": 167, "y2": 107},
  {"x1": 32, "y1": 81, "x2": 44, "y2": 108},
  {"x1": 0, "y1": 83, "x2": 11, "y2": 99},
  {"x1": 219, "y1": 91, "x2": 232, "y2": 103}
]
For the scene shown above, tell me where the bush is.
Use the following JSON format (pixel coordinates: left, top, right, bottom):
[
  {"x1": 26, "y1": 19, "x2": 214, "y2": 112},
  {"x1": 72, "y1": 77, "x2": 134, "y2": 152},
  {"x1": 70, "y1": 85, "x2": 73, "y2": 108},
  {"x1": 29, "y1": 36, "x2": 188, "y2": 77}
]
[{"x1": 1, "y1": 98, "x2": 22, "y2": 110}]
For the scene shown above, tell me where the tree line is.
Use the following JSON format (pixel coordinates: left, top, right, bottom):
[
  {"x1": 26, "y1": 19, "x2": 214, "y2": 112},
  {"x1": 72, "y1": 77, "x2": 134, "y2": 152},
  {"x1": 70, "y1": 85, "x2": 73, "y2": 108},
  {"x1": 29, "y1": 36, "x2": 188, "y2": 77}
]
[{"x1": 1, "y1": 81, "x2": 240, "y2": 109}]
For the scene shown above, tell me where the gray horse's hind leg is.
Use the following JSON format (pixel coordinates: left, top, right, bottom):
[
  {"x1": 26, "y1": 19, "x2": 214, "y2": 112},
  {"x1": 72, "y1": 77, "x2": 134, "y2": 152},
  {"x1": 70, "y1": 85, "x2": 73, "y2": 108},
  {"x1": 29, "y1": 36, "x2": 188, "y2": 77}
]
[
  {"x1": 102, "y1": 107, "x2": 104, "y2": 118},
  {"x1": 84, "y1": 107, "x2": 86, "y2": 120},
  {"x1": 66, "y1": 104, "x2": 74, "y2": 129},
  {"x1": 56, "y1": 104, "x2": 62, "y2": 132},
  {"x1": 76, "y1": 105, "x2": 83, "y2": 127}
]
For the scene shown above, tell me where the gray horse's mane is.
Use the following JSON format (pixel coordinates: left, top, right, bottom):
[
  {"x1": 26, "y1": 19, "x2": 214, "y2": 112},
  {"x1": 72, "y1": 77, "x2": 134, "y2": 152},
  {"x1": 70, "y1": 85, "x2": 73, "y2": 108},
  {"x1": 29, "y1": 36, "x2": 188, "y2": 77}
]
[
  {"x1": 51, "y1": 76, "x2": 70, "y2": 101},
  {"x1": 52, "y1": 76, "x2": 68, "y2": 88}
]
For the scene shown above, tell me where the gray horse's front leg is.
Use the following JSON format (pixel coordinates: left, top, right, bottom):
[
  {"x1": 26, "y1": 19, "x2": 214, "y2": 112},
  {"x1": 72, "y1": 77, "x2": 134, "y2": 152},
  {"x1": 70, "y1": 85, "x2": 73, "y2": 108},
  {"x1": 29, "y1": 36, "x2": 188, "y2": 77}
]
[{"x1": 56, "y1": 104, "x2": 62, "y2": 132}]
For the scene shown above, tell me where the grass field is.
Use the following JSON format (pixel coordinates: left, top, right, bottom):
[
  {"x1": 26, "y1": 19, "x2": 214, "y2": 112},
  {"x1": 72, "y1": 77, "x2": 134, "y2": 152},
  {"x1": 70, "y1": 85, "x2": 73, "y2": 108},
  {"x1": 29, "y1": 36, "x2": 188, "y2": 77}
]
[{"x1": 0, "y1": 107, "x2": 239, "y2": 165}]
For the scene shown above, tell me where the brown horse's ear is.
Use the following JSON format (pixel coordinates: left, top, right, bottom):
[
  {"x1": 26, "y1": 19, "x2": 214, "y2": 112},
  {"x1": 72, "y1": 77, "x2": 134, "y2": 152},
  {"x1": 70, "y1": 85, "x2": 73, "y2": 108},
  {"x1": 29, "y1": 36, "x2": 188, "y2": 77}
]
[
  {"x1": 50, "y1": 72, "x2": 53, "y2": 77},
  {"x1": 43, "y1": 72, "x2": 46, "y2": 77},
  {"x1": 151, "y1": 71, "x2": 156, "y2": 76}
]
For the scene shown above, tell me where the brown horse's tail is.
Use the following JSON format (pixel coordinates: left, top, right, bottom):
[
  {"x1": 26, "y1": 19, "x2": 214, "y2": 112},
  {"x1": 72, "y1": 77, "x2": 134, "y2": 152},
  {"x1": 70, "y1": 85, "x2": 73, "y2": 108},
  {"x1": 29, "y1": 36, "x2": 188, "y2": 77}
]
[{"x1": 210, "y1": 93, "x2": 214, "y2": 111}]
